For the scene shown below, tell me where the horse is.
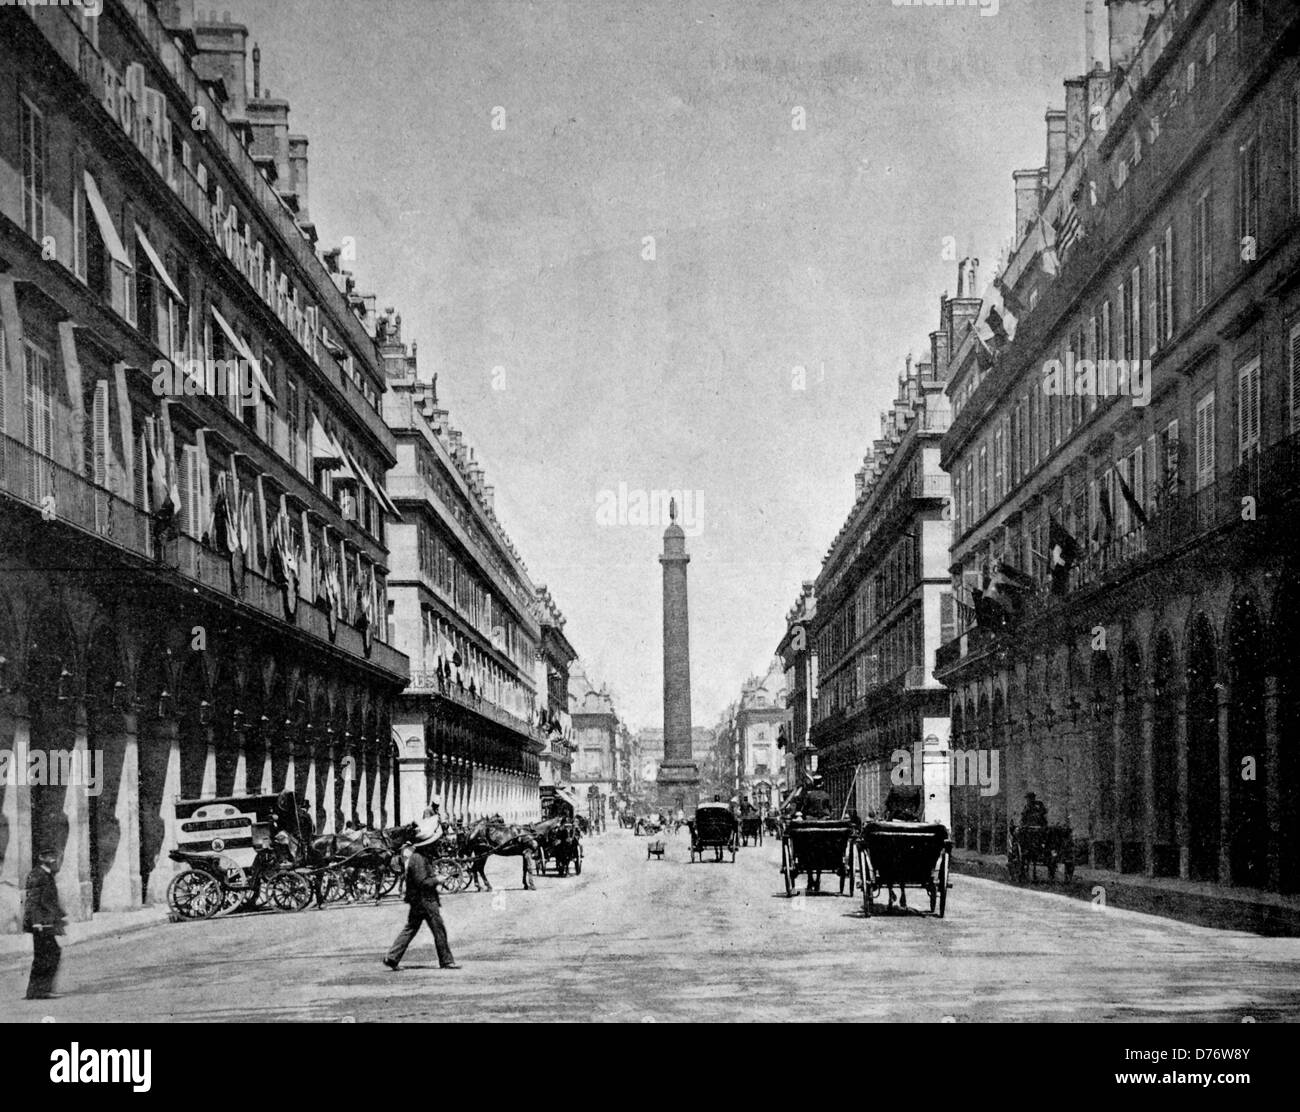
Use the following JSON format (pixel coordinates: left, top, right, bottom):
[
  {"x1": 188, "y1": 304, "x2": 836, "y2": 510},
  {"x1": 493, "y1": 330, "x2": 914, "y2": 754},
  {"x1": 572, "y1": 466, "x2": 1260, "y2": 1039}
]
[
  {"x1": 465, "y1": 817, "x2": 539, "y2": 891},
  {"x1": 739, "y1": 813, "x2": 763, "y2": 847}
]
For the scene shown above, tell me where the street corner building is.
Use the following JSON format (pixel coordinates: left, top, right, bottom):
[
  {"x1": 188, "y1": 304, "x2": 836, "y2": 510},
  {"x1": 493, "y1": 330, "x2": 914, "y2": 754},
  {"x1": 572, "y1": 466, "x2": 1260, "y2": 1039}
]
[
  {"x1": 933, "y1": 0, "x2": 1300, "y2": 893},
  {"x1": 380, "y1": 321, "x2": 559, "y2": 825},
  {"x1": 806, "y1": 352, "x2": 955, "y2": 827},
  {"x1": 0, "y1": 0, "x2": 424, "y2": 930}
]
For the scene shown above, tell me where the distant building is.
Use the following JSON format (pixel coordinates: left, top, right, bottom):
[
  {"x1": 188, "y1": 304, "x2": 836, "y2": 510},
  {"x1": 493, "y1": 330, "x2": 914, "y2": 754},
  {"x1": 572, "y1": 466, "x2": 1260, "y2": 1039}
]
[
  {"x1": 776, "y1": 582, "x2": 818, "y2": 795},
  {"x1": 568, "y1": 661, "x2": 621, "y2": 826},
  {"x1": 733, "y1": 661, "x2": 790, "y2": 810},
  {"x1": 535, "y1": 585, "x2": 577, "y2": 800}
]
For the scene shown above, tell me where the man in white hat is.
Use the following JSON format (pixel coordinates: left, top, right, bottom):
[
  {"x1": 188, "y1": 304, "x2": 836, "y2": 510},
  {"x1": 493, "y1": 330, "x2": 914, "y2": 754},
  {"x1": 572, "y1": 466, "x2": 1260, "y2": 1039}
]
[{"x1": 384, "y1": 799, "x2": 458, "y2": 971}]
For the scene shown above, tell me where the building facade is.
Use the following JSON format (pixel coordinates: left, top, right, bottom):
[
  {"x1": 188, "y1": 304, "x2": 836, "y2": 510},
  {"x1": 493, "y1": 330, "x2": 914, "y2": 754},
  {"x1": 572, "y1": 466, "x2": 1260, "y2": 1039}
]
[
  {"x1": 568, "y1": 661, "x2": 621, "y2": 827},
  {"x1": 935, "y1": 0, "x2": 1300, "y2": 892},
  {"x1": 381, "y1": 319, "x2": 546, "y2": 825},
  {"x1": 776, "y1": 581, "x2": 817, "y2": 796},
  {"x1": 731, "y1": 660, "x2": 789, "y2": 811},
  {"x1": 809, "y1": 354, "x2": 953, "y2": 825},
  {"x1": 535, "y1": 585, "x2": 577, "y2": 797},
  {"x1": 1, "y1": 0, "x2": 410, "y2": 930}
]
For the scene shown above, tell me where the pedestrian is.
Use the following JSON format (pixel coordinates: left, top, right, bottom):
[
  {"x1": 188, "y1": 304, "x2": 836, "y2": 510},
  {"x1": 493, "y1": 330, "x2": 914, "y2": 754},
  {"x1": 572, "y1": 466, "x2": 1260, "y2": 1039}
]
[
  {"x1": 24, "y1": 847, "x2": 66, "y2": 1001},
  {"x1": 384, "y1": 807, "x2": 459, "y2": 971}
]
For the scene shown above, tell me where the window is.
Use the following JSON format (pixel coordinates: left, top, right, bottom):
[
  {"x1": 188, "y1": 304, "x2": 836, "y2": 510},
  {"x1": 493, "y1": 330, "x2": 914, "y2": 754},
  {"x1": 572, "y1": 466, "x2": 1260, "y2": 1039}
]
[
  {"x1": 24, "y1": 342, "x2": 55, "y2": 500},
  {"x1": 1159, "y1": 226, "x2": 1174, "y2": 345},
  {"x1": 1194, "y1": 188, "x2": 1214, "y2": 310},
  {"x1": 20, "y1": 97, "x2": 47, "y2": 244},
  {"x1": 1130, "y1": 265, "x2": 1143, "y2": 362},
  {"x1": 978, "y1": 444, "x2": 988, "y2": 519},
  {"x1": 1100, "y1": 299, "x2": 1112, "y2": 363},
  {"x1": 1206, "y1": 31, "x2": 1218, "y2": 69},
  {"x1": 1237, "y1": 359, "x2": 1260, "y2": 462},
  {"x1": 286, "y1": 378, "x2": 300, "y2": 470},
  {"x1": 1237, "y1": 131, "x2": 1260, "y2": 265},
  {"x1": 1194, "y1": 392, "x2": 1216, "y2": 491},
  {"x1": 1158, "y1": 420, "x2": 1180, "y2": 504},
  {"x1": 1117, "y1": 281, "x2": 1129, "y2": 363},
  {"x1": 1186, "y1": 61, "x2": 1197, "y2": 95}
]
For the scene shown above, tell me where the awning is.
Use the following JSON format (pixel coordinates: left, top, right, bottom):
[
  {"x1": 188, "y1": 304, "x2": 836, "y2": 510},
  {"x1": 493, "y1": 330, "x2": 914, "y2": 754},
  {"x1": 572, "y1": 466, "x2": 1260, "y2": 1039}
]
[
  {"x1": 328, "y1": 431, "x2": 358, "y2": 483},
  {"x1": 344, "y1": 446, "x2": 403, "y2": 521},
  {"x1": 554, "y1": 786, "x2": 581, "y2": 811},
  {"x1": 83, "y1": 171, "x2": 131, "y2": 267},
  {"x1": 310, "y1": 414, "x2": 341, "y2": 463},
  {"x1": 210, "y1": 305, "x2": 276, "y2": 405},
  {"x1": 134, "y1": 224, "x2": 185, "y2": 303}
]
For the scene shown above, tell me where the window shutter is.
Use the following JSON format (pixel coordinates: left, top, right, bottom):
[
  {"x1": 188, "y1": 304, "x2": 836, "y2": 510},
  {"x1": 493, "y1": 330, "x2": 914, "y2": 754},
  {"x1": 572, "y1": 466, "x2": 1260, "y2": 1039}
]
[
  {"x1": 1146, "y1": 247, "x2": 1158, "y2": 355},
  {"x1": 1290, "y1": 324, "x2": 1300, "y2": 434},
  {"x1": 1146, "y1": 434, "x2": 1159, "y2": 506},
  {"x1": 1163, "y1": 225, "x2": 1174, "y2": 341},
  {"x1": 1133, "y1": 444, "x2": 1145, "y2": 520},
  {"x1": 1117, "y1": 457, "x2": 1131, "y2": 534},
  {"x1": 178, "y1": 444, "x2": 193, "y2": 536},
  {"x1": 1237, "y1": 359, "x2": 1260, "y2": 461},
  {"x1": 1195, "y1": 392, "x2": 1216, "y2": 490}
]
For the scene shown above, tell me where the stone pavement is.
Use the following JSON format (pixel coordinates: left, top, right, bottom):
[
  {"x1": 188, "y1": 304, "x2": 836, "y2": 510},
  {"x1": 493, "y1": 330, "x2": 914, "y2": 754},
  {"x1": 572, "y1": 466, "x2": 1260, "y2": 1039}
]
[{"x1": 2, "y1": 828, "x2": 1299, "y2": 1022}]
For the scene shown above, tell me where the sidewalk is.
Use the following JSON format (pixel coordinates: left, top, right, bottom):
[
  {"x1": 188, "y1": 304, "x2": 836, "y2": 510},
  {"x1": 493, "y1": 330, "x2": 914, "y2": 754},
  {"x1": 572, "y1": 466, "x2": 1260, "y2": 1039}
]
[
  {"x1": 951, "y1": 849, "x2": 1300, "y2": 936},
  {"x1": 0, "y1": 907, "x2": 169, "y2": 970}
]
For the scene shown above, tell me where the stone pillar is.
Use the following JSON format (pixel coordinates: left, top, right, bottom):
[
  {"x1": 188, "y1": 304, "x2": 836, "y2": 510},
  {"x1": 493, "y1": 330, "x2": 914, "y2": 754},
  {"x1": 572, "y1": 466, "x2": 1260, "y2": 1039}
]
[
  {"x1": 1217, "y1": 681, "x2": 1232, "y2": 885},
  {"x1": 1112, "y1": 688, "x2": 1126, "y2": 870},
  {"x1": 284, "y1": 734, "x2": 296, "y2": 792},
  {"x1": 368, "y1": 745, "x2": 382, "y2": 828},
  {"x1": 0, "y1": 695, "x2": 35, "y2": 932},
  {"x1": 200, "y1": 723, "x2": 217, "y2": 798},
  {"x1": 231, "y1": 718, "x2": 248, "y2": 797},
  {"x1": 148, "y1": 718, "x2": 182, "y2": 904},
  {"x1": 98, "y1": 708, "x2": 142, "y2": 912},
  {"x1": 60, "y1": 702, "x2": 94, "y2": 921},
  {"x1": 322, "y1": 741, "x2": 337, "y2": 834},
  {"x1": 658, "y1": 507, "x2": 700, "y2": 809},
  {"x1": 301, "y1": 738, "x2": 318, "y2": 825},
  {"x1": 353, "y1": 744, "x2": 367, "y2": 828},
  {"x1": 383, "y1": 747, "x2": 397, "y2": 827},
  {"x1": 1140, "y1": 690, "x2": 1156, "y2": 878},
  {"x1": 1174, "y1": 684, "x2": 1190, "y2": 880},
  {"x1": 1264, "y1": 675, "x2": 1281, "y2": 891},
  {"x1": 259, "y1": 728, "x2": 273, "y2": 794}
]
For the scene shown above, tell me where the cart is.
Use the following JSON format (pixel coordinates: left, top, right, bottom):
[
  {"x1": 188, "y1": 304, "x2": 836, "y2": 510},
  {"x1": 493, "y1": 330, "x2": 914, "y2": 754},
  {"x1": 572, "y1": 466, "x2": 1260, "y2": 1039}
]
[
  {"x1": 1007, "y1": 822, "x2": 1075, "y2": 883},
  {"x1": 688, "y1": 803, "x2": 738, "y2": 862},
  {"x1": 857, "y1": 819, "x2": 952, "y2": 917},
  {"x1": 780, "y1": 819, "x2": 856, "y2": 896}
]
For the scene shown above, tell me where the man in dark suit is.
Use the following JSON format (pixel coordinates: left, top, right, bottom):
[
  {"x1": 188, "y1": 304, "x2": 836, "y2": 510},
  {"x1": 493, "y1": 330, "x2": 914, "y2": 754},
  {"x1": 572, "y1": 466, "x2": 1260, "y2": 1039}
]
[
  {"x1": 24, "y1": 848, "x2": 66, "y2": 1000},
  {"x1": 383, "y1": 815, "x2": 459, "y2": 971}
]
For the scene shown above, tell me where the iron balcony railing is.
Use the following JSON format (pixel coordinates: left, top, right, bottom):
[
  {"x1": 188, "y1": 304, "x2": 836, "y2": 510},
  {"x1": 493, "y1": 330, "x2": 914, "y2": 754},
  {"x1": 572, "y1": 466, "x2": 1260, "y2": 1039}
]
[
  {"x1": 0, "y1": 433, "x2": 408, "y2": 680},
  {"x1": 406, "y1": 669, "x2": 544, "y2": 744}
]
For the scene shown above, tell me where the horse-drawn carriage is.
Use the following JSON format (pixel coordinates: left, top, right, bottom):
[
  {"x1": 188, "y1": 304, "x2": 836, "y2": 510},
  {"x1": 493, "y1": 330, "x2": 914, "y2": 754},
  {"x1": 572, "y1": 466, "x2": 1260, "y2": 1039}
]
[
  {"x1": 1007, "y1": 822, "x2": 1075, "y2": 883},
  {"x1": 779, "y1": 819, "x2": 856, "y2": 896},
  {"x1": 688, "y1": 802, "x2": 738, "y2": 863},
  {"x1": 857, "y1": 819, "x2": 953, "y2": 917},
  {"x1": 166, "y1": 793, "x2": 316, "y2": 919},
  {"x1": 532, "y1": 817, "x2": 583, "y2": 877},
  {"x1": 738, "y1": 811, "x2": 763, "y2": 847}
]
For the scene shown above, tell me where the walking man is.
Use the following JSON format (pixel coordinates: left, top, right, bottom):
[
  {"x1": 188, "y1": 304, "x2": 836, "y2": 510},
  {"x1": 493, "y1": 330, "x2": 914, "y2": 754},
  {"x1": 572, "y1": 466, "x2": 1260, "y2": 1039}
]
[
  {"x1": 384, "y1": 806, "x2": 459, "y2": 971},
  {"x1": 24, "y1": 847, "x2": 66, "y2": 1000}
]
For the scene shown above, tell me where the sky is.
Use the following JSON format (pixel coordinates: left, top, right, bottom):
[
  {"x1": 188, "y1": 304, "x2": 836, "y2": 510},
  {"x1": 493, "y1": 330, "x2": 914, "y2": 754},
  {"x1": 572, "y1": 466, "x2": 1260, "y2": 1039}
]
[{"x1": 220, "y1": 0, "x2": 1089, "y2": 731}]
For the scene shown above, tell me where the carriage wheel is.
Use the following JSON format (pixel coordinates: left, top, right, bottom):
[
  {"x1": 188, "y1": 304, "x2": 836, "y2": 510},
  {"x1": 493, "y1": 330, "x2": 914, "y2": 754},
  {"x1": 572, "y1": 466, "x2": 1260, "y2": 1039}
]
[
  {"x1": 937, "y1": 851, "x2": 950, "y2": 919},
  {"x1": 318, "y1": 868, "x2": 348, "y2": 904},
  {"x1": 781, "y1": 842, "x2": 794, "y2": 897},
  {"x1": 212, "y1": 857, "x2": 252, "y2": 916},
  {"x1": 860, "y1": 850, "x2": 875, "y2": 917},
  {"x1": 268, "y1": 871, "x2": 314, "y2": 912},
  {"x1": 431, "y1": 859, "x2": 460, "y2": 892},
  {"x1": 455, "y1": 861, "x2": 475, "y2": 892},
  {"x1": 167, "y1": 870, "x2": 223, "y2": 920}
]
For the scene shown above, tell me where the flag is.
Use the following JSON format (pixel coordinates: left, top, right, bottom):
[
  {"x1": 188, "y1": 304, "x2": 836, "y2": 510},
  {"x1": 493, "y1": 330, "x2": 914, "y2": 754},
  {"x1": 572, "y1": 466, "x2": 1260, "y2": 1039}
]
[
  {"x1": 1057, "y1": 204, "x2": 1082, "y2": 257},
  {"x1": 1094, "y1": 483, "x2": 1115, "y2": 546},
  {"x1": 1048, "y1": 515, "x2": 1080, "y2": 595},
  {"x1": 1037, "y1": 220, "x2": 1060, "y2": 278},
  {"x1": 1116, "y1": 468, "x2": 1149, "y2": 528}
]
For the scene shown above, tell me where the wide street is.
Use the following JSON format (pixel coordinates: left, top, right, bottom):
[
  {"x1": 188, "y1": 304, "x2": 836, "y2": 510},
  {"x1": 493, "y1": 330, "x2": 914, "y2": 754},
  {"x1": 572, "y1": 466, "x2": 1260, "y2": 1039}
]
[{"x1": 3, "y1": 829, "x2": 1299, "y2": 1023}]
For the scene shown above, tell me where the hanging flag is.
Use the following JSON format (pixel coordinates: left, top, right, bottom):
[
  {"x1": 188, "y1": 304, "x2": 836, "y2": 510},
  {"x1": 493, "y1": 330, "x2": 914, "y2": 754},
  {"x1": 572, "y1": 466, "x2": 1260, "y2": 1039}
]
[
  {"x1": 1057, "y1": 203, "x2": 1082, "y2": 258},
  {"x1": 1095, "y1": 482, "x2": 1115, "y2": 547},
  {"x1": 1115, "y1": 468, "x2": 1149, "y2": 528},
  {"x1": 1048, "y1": 514, "x2": 1081, "y2": 595}
]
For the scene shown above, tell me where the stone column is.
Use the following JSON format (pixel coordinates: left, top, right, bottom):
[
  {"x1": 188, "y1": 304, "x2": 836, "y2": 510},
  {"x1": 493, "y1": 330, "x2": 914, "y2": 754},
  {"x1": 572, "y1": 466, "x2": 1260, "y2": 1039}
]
[
  {"x1": 382, "y1": 747, "x2": 397, "y2": 827},
  {"x1": 98, "y1": 707, "x2": 142, "y2": 912},
  {"x1": 658, "y1": 509, "x2": 700, "y2": 809},
  {"x1": 1217, "y1": 681, "x2": 1232, "y2": 885},
  {"x1": 0, "y1": 694, "x2": 35, "y2": 932},
  {"x1": 354, "y1": 743, "x2": 367, "y2": 828},
  {"x1": 200, "y1": 722, "x2": 217, "y2": 798},
  {"x1": 231, "y1": 714, "x2": 248, "y2": 797},
  {"x1": 322, "y1": 740, "x2": 338, "y2": 833},
  {"x1": 259, "y1": 727, "x2": 273, "y2": 794},
  {"x1": 1140, "y1": 690, "x2": 1156, "y2": 878},
  {"x1": 284, "y1": 732, "x2": 296, "y2": 793},
  {"x1": 1174, "y1": 684, "x2": 1190, "y2": 880},
  {"x1": 59, "y1": 701, "x2": 94, "y2": 921},
  {"x1": 1112, "y1": 688, "x2": 1126, "y2": 871},
  {"x1": 148, "y1": 717, "x2": 182, "y2": 904},
  {"x1": 1264, "y1": 676, "x2": 1281, "y2": 891},
  {"x1": 301, "y1": 737, "x2": 318, "y2": 826}
]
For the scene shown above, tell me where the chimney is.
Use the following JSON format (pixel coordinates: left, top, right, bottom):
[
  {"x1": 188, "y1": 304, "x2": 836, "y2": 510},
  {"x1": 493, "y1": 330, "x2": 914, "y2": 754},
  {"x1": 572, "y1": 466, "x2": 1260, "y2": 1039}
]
[
  {"x1": 288, "y1": 134, "x2": 310, "y2": 219},
  {"x1": 1013, "y1": 168, "x2": 1045, "y2": 245},
  {"x1": 1045, "y1": 110, "x2": 1068, "y2": 188},
  {"x1": 252, "y1": 41, "x2": 261, "y2": 97},
  {"x1": 930, "y1": 329, "x2": 949, "y2": 376},
  {"x1": 1105, "y1": 0, "x2": 1166, "y2": 76},
  {"x1": 1065, "y1": 77, "x2": 1088, "y2": 159},
  {"x1": 192, "y1": 13, "x2": 250, "y2": 118},
  {"x1": 1084, "y1": 0, "x2": 1098, "y2": 71}
]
